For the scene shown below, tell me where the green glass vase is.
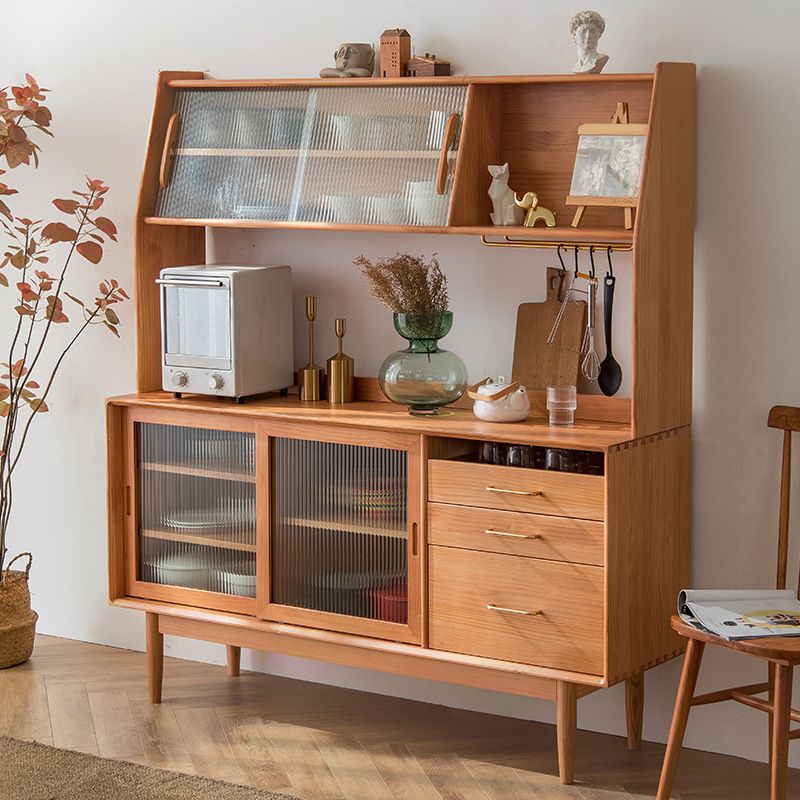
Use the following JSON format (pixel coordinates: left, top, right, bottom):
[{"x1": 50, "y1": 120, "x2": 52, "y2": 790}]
[{"x1": 378, "y1": 312, "x2": 468, "y2": 415}]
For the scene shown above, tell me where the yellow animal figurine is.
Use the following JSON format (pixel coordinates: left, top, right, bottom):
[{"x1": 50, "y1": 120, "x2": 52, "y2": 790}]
[{"x1": 514, "y1": 192, "x2": 556, "y2": 228}]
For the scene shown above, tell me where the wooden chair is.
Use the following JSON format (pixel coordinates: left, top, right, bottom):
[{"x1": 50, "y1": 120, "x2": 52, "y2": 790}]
[{"x1": 657, "y1": 405, "x2": 800, "y2": 800}]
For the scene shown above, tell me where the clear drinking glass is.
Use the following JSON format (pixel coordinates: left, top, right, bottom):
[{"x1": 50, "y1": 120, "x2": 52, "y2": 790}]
[{"x1": 546, "y1": 385, "x2": 577, "y2": 427}]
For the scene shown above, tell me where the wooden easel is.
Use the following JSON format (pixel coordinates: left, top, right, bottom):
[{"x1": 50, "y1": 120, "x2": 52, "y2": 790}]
[{"x1": 568, "y1": 102, "x2": 645, "y2": 231}]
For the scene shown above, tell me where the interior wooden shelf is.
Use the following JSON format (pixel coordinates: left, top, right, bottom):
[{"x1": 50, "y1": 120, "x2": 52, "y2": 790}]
[
  {"x1": 174, "y1": 148, "x2": 456, "y2": 160},
  {"x1": 141, "y1": 461, "x2": 255, "y2": 484},
  {"x1": 142, "y1": 217, "x2": 634, "y2": 243},
  {"x1": 282, "y1": 516, "x2": 406, "y2": 539},
  {"x1": 111, "y1": 392, "x2": 633, "y2": 451},
  {"x1": 141, "y1": 528, "x2": 256, "y2": 553}
]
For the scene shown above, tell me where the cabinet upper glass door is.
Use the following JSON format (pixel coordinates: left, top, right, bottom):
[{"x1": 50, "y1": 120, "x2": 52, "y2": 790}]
[
  {"x1": 154, "y1": 85, "x2": 467, "y2": 226},
  {"x1": 136, "y1": 422, "x2": 256, "y2": 602}
]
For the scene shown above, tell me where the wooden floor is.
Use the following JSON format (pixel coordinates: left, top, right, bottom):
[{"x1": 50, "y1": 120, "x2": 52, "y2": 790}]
[{"x1": 1, "y1": 636, "x2": 798, "y2": 799}]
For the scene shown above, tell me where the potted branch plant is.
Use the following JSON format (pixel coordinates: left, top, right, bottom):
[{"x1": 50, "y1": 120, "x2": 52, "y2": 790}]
[
  {"x1": 0, "y1": 74, "x2": 129, "y2": 668},
  {"x1": 356, "y1": 252, "x2": 467, "y2": 415}
]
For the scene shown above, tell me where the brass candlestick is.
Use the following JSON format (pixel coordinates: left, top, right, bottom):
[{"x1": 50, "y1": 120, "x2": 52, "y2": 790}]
[
  {"x1": 299, "y1": 296, "x2": 323, "y2": 402},
  {"x1": 326, "y1": 318, "x2": 354, "y2": 404}
]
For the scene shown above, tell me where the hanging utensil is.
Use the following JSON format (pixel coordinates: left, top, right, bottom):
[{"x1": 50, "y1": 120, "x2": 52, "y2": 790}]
[
  {"x1": 580, "y1": 249, "x2": 600, "y2": 382},
  {"x1": 548, "y1": 245, "x2": 586, "y2": 345},
  {"x1": 581, "y1": 277, "x2": 601, "y2": 381},
  {"x1": 598, "y1": 248, "x2": 622, "y2": 396}
]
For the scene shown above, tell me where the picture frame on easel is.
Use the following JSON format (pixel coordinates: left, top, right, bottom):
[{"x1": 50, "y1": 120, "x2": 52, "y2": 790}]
[{"x1": 566, "y1": 102, "x2": 648, "y2": 231}]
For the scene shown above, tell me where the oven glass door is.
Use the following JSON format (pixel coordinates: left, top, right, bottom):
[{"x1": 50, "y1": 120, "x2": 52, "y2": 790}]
[{"x1": 161, "y1": 276, "x2": 232, "y2": 370}]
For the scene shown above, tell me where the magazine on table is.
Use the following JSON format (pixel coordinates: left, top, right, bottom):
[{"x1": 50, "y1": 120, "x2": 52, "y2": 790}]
[{"x1": 678, "y1": 589, "x2": 800, "y2": 641}]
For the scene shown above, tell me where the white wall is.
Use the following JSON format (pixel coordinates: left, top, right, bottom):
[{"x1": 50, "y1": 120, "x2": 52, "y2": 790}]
[{"x1": 3, "y1": 0, "x2": 800, "y2": 768}]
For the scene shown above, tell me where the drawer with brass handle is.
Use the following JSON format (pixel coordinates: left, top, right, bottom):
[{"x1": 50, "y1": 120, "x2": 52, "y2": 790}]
[
  {"x1": 429, "y1": 545, "x2": 604, "y2": 674},
  {"x1": 428, "y1": 503, "x2": 604, "y2": 565},
  {"x1": 428, "y1": 459, "x2": 604, "y2": 520}
]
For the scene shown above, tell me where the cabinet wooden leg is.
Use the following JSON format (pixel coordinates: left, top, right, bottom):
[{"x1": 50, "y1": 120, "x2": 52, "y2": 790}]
[
  {"x1": 226, "y1": 645, "x2": 241, "y2": 677},
  {"x1": 625, "y1": 672, "x2": 644, "y2": 750},
  {"x1": 656, "y1": 639, "x2": 705, "y2": 800},
  {"x1": 771, "y1": 663, "x2": 793, "y2": 800},
  {"x1": 557, "y1": 681, "x2": 577, "y2": 785},
  {"x1": 145, "y1": 612, "x2": 163, "y2": 704}
]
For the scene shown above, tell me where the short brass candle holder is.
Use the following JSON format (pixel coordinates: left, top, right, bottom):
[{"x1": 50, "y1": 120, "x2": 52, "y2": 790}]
[{"x1": 326, "y1": 318, "x2": 354, "y2": 404}]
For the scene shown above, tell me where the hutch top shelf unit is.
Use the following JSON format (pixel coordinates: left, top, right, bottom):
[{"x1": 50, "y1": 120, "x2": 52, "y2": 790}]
[{"x1": 136, "y1": 63, "x2": 695, "y2": 439}]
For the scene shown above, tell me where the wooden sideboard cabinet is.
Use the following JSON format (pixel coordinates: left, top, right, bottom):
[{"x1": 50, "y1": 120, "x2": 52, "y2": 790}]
[
  {"x1": 107, "y1": 395, "x2": 691, "y2": 785},
  {"x1": 108, "y1": 63, "x2": 695, "y2": 785}
]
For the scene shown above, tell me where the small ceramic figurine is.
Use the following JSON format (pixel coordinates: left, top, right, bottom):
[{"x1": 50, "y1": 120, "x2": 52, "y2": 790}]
[
  {"x1": 320, "y1": 43, "x2": 375, "y2": 78},
  {"x1": 569, "y1": 10, "x2": 609, "y2": 74},
  {"x1": 468, "y1": 377, "x2": 531, "y2": 423},
  {"x1": 514, "y1": 192, "x2": 556, "y2": 228},
  {"x1": 487, "y1": 164, "x2": 523, "y2": 226}
]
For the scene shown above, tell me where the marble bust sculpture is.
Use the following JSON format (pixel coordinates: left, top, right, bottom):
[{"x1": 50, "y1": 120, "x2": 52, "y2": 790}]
[
  {"x1": 320, "y1": 43, "x2": 375, "y2": 78},
  {"x1": 569, "y1": 10, "x2": 609, "y2": 74}
]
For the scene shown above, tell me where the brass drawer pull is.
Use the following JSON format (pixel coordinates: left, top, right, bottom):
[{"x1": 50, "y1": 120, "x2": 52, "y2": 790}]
[
  {"x1": 486, "y1": 603, "x2": 542, "y2": 617},
  {"x1": 485, "y1": 528, "x2": 541, "y2": 540},
  {"x1": 486, "y1": 485, "x2": 542, "y2": 497}
]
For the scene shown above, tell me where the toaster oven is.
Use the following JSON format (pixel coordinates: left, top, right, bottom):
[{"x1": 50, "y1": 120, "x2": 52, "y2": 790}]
[{"x1": 157, "y1": 264, "x2": 293, "y2": 401}]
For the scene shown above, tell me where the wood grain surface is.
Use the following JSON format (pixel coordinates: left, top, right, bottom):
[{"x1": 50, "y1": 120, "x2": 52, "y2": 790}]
[{"x1": 512, "y1": 267, "x2": 586, "y2": 391}]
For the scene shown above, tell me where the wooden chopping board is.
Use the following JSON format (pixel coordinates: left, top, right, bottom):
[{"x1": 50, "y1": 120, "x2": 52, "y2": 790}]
[{"x1": 512, "y1": 267, "x2": 587, "y2": 390}]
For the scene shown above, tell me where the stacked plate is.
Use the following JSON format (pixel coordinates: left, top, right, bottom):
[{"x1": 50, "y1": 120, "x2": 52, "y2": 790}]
[
  {"x1": 158, "y1": 507, "x2": 255, "y2": 536},
  {"x1": 339, "y1": 477, "x2": 405, "y2": 520}
]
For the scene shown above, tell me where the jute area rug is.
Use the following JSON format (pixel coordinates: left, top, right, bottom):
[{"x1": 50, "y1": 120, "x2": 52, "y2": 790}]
[{"x1": 0, "y1": 736, "x2": 298, "y2": 800}]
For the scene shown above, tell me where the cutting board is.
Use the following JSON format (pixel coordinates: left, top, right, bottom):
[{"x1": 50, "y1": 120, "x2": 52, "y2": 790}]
[{"x1": 512, "y1": 267, "x2": 587, "y2": 391}]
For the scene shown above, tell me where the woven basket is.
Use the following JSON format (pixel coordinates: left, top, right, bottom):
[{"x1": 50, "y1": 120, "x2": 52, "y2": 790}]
[
  {"x1": 0, "y1": 611, "x2": 38, "y2": 669},
  {"x1": 0, "y1": 553, "x2": 37, "y2": 668}
]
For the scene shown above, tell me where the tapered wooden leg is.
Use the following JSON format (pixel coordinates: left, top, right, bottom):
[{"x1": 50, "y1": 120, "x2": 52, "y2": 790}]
[
  {"x1": 145, "y1": 612, "x2": 163, "y2": 704},
  {"x1": 626, "y1": 672, "x2": 644, "y2": 750},
  {"x1": 771, "y1": 663, "x2": 793, "y2": 800},
  {"x1": 768, "y1": 662, "x2": 776, "y2": 767},
  {"x1": 557, "y1": 681, "x2": 577, "y2": 785},
  {"x1": 226, "y1": 645, "x2": 241, "y2": 677},
  {"x1": 656, "y1": 639, "x2": 705, "y2": 800}
]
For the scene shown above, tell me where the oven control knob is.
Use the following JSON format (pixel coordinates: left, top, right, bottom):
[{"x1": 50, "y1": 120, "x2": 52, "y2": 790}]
[
  {"x1": 208, "y1": 374, "x2": 224, "y2": 391},
  {"x1": 171, "y1": 371, "x2": 187, "y2": 388}
]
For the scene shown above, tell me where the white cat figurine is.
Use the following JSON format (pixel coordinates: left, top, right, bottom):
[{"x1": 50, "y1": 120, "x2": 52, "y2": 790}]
[{"x1": 487, "y1": 163, "x2": 523, "y2": 226}]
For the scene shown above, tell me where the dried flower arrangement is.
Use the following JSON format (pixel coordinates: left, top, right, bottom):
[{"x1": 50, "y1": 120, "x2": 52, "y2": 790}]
[
  {"x1": 0, "y1": 74, "x2": 129, "y2": 578},
  {"x1": 354, "y1": 252, "x2": 449, "y2": 316}
]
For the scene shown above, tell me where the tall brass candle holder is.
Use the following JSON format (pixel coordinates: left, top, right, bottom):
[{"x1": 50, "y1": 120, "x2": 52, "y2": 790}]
[
  {"x1": 299, "y1": 296, "x2": 323, "y2": 402},
  {"x1": 326, "y1": 318, "x2": 354, "y2": 404}
]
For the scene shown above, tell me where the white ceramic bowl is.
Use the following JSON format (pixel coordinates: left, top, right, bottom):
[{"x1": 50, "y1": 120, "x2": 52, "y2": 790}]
[
  {"x1": 216, "y1": 561, "x2": 257, "y2": 597},
  {"x1": 148, "y1": 554, "x2": 210, "y2": 590},
  {"x1": 405, "y1": 180, "x2": 450, "y2": 226}
]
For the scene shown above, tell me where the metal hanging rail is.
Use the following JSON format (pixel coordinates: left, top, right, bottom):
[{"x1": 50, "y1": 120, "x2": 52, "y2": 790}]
[{"x1": 479, "y1": 234, "x2": 634, "y2": 252}]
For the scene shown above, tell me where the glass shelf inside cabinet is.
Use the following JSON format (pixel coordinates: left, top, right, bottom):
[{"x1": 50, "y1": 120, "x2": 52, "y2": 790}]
[
  {"x1": 272, "y1": 438, "x2": 408, "y2": 623},
  {"x1": 137, "y1": 423, "x2": 256, "y2": 597},
  {"x1": 154, "y1": 85, "x2": 467, "y2": 226}
]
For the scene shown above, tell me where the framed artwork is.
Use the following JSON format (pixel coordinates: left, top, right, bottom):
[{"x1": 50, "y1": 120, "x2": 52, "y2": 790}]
[{"x1": 565, "y1": 116, "x2": 648, "y2": 230}]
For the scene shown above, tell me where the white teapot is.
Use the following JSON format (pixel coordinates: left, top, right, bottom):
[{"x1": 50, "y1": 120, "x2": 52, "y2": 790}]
[{"x1": 468, "y1": 377, "x2": 531, "y2": 423}]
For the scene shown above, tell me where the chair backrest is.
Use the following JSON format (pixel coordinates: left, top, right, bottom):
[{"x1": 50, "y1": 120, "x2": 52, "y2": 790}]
[{"x1": 768, "y1": 406, "x2": 800, "y2": 595}]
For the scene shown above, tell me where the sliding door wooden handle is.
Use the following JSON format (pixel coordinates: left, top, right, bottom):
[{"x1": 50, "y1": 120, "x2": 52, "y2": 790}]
[
  {"x1": 159, "y1": 112, "x2": 181, "y2": 189},
  {"x1": 486, "y1": 486, "x2": 542, "y2": 497},
  {"x1": 435, "y1": 113, "x2": 459, "y2": 195}
]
